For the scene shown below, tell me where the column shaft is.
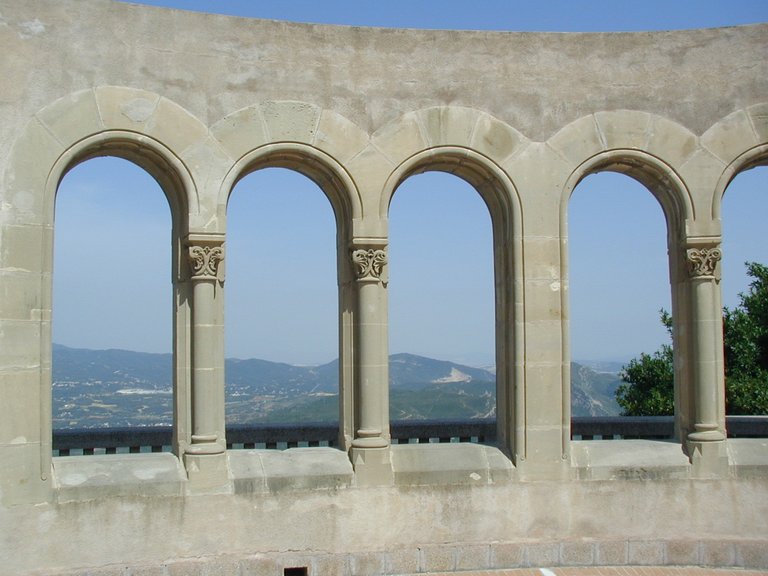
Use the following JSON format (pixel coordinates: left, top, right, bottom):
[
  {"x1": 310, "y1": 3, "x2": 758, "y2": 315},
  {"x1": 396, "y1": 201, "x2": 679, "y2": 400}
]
[
  {"x1": 686, "y1": 246, "x2": 726, "y2": 443},
  {"x1": 186, "y1": 242, "x2": 225, "y2": 455},
  {"x1": 351, "y1": 246, "x2": 389, "y2": 449}
]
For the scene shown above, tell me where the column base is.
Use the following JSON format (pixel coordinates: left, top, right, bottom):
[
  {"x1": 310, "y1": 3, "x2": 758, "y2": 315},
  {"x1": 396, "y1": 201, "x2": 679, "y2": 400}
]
[
  {"x1": 687, "y1": 438, "x2": 729, "y2": 479},
  {"x1": 350, "y1": 445, "x2": 393, "y2": 487},
  {"x1": 687, "y1": 424, "x2": 726, "y2": 443},
  {"x1": 183, "y1": 451, "x2": 231, "y2": 494}
]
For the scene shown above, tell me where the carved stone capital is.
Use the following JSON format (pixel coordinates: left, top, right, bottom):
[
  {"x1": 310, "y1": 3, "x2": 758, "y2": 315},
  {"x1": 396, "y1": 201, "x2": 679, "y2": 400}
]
[
  {"x1": 188, "y1": 244, "x2": 224, "y2": 280},
  {"x1": 352, "y1": 248, "x2": 387, "y2": 281},
  {"x1": 686, "y1": 246, "x2": 721, "y2": 279}
]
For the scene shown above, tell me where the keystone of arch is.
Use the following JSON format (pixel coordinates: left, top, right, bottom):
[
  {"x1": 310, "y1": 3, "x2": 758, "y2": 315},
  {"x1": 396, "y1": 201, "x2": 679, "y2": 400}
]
[
  {"x1": 371, "y1": 106, "x2": 527, "y2": 169},
  {"x1": 210, "y1": 101, "x2": 370, "y2": 167},
  {"x1": 548, "y1": 110, "x2": 699, "y2": 171}
]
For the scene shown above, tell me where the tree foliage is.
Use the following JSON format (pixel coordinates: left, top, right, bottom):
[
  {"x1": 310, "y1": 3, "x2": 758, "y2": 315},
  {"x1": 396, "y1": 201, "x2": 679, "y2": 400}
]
[
  {"x1": 615, "y1": 262, "x2": 768, "y2": 416},
  {"x1": 616, "y1": 311, "x2": 674, "y2": 416},
  {"x1": 723, "y1": 262, "x2": 768, "y2": 414}
]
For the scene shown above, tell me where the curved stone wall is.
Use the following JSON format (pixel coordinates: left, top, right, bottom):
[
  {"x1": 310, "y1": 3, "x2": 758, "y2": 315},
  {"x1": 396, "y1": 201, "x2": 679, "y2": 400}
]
[{"x1": 0, "y1": 1, "x2": 766, "y2": 574}]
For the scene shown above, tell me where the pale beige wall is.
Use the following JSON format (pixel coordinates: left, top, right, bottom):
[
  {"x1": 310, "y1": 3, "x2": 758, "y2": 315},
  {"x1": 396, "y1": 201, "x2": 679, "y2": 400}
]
[{"x1": 0, "y1": 1, "x2": 767, "y2": 573}]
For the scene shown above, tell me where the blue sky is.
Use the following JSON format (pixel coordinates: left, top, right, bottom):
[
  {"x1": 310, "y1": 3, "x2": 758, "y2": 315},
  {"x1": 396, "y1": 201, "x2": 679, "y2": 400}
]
[{"x1": 53, "y1": 1, "x2": 767, "y2": 366}]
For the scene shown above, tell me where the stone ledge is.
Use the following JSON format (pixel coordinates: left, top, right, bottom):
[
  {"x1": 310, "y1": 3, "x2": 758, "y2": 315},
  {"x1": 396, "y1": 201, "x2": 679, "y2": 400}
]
[
  {"x1": 53, "y1": 452, "x2": 186, "y2": 502},
  {"x1": 727, "y1": 438, "x2": 768, "y2": 478},
  {"x1": 229, "y1": 447, "x2": 354, "y2": 494},
  {"x1": 570, "y1": 439, "x2": 691, "y2": 480},
  {"x1": 390, "y1": 442, "x2": 514, "y2": 485}
]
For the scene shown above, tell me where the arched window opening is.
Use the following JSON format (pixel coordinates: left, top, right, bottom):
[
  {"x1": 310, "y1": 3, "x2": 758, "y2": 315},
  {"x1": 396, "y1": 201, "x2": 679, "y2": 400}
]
[
  {"x1": 389, "y1": 171, "x2": 496, "y2": 427},
  {"x1": 226, "y1": 168, "x2": 339, "y2": 434},
  {"x1": 721, "y1": 165, "x2": 768, "y2": 417},
  {"x1": 569, "y1": 172, "x2": 671, "y2": 422},
  {"x1": 53, "y1": 157, "x2": 172, "y2": 433}
]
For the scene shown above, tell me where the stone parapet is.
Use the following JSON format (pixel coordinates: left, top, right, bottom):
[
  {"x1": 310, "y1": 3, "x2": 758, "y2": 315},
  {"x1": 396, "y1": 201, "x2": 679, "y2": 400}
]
[{"x1": 23, "y1": 539, "x2": 768, "y2": 575}]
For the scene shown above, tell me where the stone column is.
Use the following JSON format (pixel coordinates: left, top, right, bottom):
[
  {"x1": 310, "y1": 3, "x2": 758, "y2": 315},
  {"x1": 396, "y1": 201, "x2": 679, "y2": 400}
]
[
  {"x1": 685, "y1": 244, "x2": 728, "y2": 476},
  {"x1": 183, "y1": 235, "x2": 229, "y2": 491},
  {"x1": 349, "y1": 242, "x2": 393, "y2": 484}
]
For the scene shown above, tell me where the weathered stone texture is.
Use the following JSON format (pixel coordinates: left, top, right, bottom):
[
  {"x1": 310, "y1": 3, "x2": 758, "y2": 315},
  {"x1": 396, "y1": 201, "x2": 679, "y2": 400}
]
[{"x1": 0, "y1": 1, "x2": 767, "y2": 574}]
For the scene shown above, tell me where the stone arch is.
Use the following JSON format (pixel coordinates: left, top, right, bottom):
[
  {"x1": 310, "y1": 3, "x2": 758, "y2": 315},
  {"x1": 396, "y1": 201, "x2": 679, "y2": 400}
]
[
  {"x1": 707, "y1": 103, "x2": 768, "y2": 219},
  {"x1": 45, "y1": 130, "x2": 196, "y2": 232},
  {"x1": 5, "y1": 87, "x2": 206, "y2": 226},
  {"x1": 2, "y1": 89, "x2": 206, "y2": 480},
  {"x1": 217, "y1": 141, "x2": 363, "y2": 232},
  {"x1": 218, "y1": 142, "x2": 363, "y2": 449},
  {"x1": 560, "y1": 148, "x2": 693, "y2": 238},
  {"x1": 559, "y1": 145, "x2": 695, "y2": 444},
  {"x1": 381, "y1": 145, "x2": 525, "y2": 461}
]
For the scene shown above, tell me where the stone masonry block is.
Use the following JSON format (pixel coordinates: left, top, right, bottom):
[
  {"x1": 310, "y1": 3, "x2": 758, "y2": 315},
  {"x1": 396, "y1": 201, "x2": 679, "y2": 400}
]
[
  {"x1": 747, "y1": 102, "x2": 768, "y2": 142},
  {"x1": 371, "y1": 111, "x2": 427, "y2": 166},
  {"x1": 344, "y1": 144, "x2": 393, "y2": 216},
  {"x1": 560, "y1": 541, "x2": 595, "y2": 566},
  {"x1": 471, "y1": 113, "x2": 526, "y2": 162},
  {"x1": 420, "y1": 544, "x2": 455, "y2": 573},
  {"x1": 202, "y1": 556, "x2": 249, "y2": 576},
  {"x1": 594, "y1": 110, "x2": 651, "y2": 151},
  {"x1": 595, "y1": 540, "x2": 628, "y2": 566},
  {"x1": 646, "y1": 115, "x2": 698, "y2": 169},
  {"x1": 491, "y1": 542, "x2": 525, "y2": 569},
  {"x1": 166, "y1": 558, "x2": 206, "y2": 576},
  {"x1": 522, "y1": 236, "x2": 560, "y2": 282},
  {"x1": 677, "y1": 148, "x2": 726, "y2": 210},
  {"x1": 737, "y1": 541, "x2": 768, "y2": 569},
  {"x1": 665, "y1": 540, "x2": 701, "y2": 565},
  {"x1": 209, "y1": 105, "x2": 269, "y2": 161},
  {"x1": 525, "y1": 542, "x2": 560, "y2": 567},
  {"x1": 0, "y1": 319, "x2": 41, "y2": 369},
  {"x1": 349, "y1": 551, "x2": 388, "y2": 576},
  {"x1": 384, "y1": 547, "x2": 420, "y2": 576},
  {"x1": 311, "y1": 554, "x2": 348, "y2": 576},
  {"x1": 701, "y1": 109, "x2": 758, "y2": 165},
  {"x1": 418, "y1": 106, "x2": 476, "y2": 148},
  {"x1": 547, "y1": 114, "x2": 604, "y2": 167},
  {"x1": 36, "y1": 89, "x2": 103, "y2": 148},
  {"x1": 0, "y1": 370, "x2": 42, "y2": 445},
  {"x1": 628, "y1": 540, "x2": 665, "y2": 565},
  {"x1": 524, "y1": 277, "x2": 564, "y2": 323},
  {"x1": 95, "y1": 86, "x2": 161, "y2": 131},
  {"x1": 522, "y1": 320, "x2": 563, "y2": 365},
  {"x1": 239, "y1": 554, "x2": 278, "y2": 576},
  {"x1": 454, "y1": 544, "x2": 490, "y2": 571},
  {"x1": 0, "y1": 271, "x2": 43, "y2": 321},
  {"x1": 261, "y1": 101, "x2": 321, "y2": 144},
  {"x1": 700, "y1": 540, "x2": 736, "y2": 567},
  {"x1": 313, "y1": 110, "x2": 370, "y2": 165},
  {"x1": 148, "y1": 97, "x2": 209, "y2": 158},
  {"x1": 1, "y1": 224, "x2": 49, "y2": 273},
  {"x1": 4, "y1": 119, "x2": 62, "y2": 222}
]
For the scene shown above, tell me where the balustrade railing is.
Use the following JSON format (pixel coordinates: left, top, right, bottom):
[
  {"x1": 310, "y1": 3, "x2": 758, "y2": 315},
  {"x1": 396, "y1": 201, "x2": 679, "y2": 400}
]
[{"x1": 52, "y1": 416, "x2": 768, "y2": 456}]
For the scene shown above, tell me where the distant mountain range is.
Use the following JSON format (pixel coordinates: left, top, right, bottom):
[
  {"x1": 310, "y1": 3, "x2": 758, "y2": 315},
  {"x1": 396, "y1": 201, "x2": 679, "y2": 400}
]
[{"x1": 52, "y1": 344, "x2": 621, "y2": 428}]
